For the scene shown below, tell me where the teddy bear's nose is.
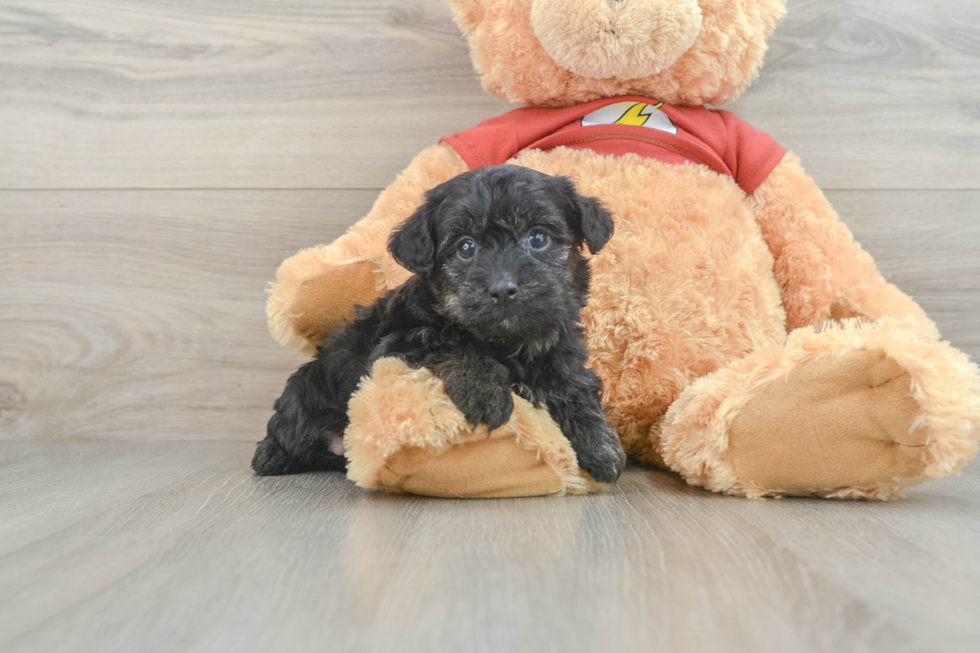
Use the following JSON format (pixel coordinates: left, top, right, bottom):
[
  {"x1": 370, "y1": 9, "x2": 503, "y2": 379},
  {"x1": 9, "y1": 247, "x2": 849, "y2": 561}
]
[{"x1": 531, "y1": 0, "x2": 702, "y2": 80}]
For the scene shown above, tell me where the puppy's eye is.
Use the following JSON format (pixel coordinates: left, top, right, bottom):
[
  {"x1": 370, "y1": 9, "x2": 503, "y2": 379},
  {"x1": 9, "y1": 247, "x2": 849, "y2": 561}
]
[
  {"x1": 528, "y1": 230, "x2": 550, "y2": 250},
  {"x1": 457, "y1": 238, "x2": 477, "y2": 260}
]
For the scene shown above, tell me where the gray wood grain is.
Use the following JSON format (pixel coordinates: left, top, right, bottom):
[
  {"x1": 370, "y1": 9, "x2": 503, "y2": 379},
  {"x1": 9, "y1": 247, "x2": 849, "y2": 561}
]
[
  {"x1": 0, "y1": 441, "x2": 977, "y2": 653},
  {"x1": 0, "y1": 0, "x2": 510, "y2": 190},
  {"x1": 1, "y1": 0, "x2": 978, "y2": 190},
  {"x1": 1, "y1": 189, "x2": 977, "y2": 443},
  {"x1": 0, "y1": 440, "x2": 239, "y2": 556},
  {"x1": 731, "y1": 0, "x2": 980, "y2": 191},
  {"x1": 0, "y1": 190, "x2": 366, "y2": 441}
]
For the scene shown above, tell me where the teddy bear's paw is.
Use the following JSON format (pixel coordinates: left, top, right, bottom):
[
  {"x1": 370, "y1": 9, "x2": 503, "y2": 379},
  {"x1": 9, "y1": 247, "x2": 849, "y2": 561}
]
[
  {"x1": 345, "y1": 358, "x2": 601, "y2": 497},
  {"x1": 726, "y1": 349, "x2": 929, "y2": 497},
  {"x1": 268, "y1": 257, "x2": 388, "y2": 355},
  {"x1": 290, "y1": 259, "x2": 386, "y2": 346}
]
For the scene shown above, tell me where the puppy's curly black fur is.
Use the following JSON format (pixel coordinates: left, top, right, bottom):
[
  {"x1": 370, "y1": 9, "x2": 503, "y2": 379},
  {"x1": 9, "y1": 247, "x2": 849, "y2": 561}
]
[{"x1": 253, "y1": 165, "x2": 627, "y2": 483}]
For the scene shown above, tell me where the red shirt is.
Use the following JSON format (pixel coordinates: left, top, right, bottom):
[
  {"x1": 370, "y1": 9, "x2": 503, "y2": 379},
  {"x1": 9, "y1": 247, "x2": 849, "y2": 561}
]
[{"x1": 440, "y1": 97, "x2": 785, "y2": 195}]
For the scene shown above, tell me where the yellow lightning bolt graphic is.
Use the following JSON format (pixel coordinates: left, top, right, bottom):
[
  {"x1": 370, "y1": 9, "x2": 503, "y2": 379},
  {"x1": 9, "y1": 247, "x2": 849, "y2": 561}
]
[{"x1": 615, "y1": 103, "x2": 653, "y2": 126}]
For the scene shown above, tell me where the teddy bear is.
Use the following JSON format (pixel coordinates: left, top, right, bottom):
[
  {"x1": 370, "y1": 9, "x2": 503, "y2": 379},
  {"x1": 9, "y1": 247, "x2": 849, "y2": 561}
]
[{"x1": 264, "y1": 0, "x2": 980, "y2": 499}]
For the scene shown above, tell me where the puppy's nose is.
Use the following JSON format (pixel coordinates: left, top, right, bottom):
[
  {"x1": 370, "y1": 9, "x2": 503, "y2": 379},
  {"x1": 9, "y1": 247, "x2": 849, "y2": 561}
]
[{"x1": 489, "y1": 280, "x2": 519, "y2": 304}]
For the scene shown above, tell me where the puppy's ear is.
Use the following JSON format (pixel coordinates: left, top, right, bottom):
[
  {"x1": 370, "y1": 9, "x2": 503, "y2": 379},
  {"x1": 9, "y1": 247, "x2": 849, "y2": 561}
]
[
  {"x1": 575, "y1": 194, "x2": 615, "y2": 254},
  {"x1": 559, "y1": 178, "x2": 615, "y2": 254},
  {"x1": 388, "y1": 192, "x2": 441, "y2": 275}
]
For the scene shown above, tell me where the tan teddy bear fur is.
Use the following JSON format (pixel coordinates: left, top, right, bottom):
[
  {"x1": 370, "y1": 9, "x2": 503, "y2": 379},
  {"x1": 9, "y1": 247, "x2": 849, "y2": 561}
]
[{"x1": 267, "y1": 0, "x2": 980, "y2": 499}]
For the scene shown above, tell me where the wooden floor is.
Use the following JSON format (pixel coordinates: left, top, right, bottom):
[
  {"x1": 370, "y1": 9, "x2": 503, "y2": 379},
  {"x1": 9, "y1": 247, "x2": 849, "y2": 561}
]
[
  {"x1": 2, "y1": 1, "x2": 980, "y2": 651},
  {"x1": 0, "y1": 441, "x2": 978, "y2": 653}
]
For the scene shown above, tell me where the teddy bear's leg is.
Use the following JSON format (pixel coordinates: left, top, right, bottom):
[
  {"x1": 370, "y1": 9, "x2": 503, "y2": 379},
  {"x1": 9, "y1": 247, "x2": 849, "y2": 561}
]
[
  {"x1": 664, "y1": 150, "x2": 979, "y2": 498},
  {"x1": 659, "y1": 318, "x2": 980, "y2": 499},
  {"x1": 267, "y1": 143, "x2": 469, "y2": 355}
]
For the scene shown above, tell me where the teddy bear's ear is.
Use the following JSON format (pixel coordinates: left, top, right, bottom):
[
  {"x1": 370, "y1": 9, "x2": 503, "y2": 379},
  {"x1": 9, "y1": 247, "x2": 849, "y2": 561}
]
[
  {"x1": 443, "y1": 0, "x2": 485, "y2": 34},
  {"x1": 388, "y1": 191, "x2": 443, "y2": 276}
]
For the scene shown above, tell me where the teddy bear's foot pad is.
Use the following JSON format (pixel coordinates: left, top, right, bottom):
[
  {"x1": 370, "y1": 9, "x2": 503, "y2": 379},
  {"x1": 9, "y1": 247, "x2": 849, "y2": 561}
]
[
  {"x1": 291, "y1": 259, "x2": 386, "y2": 345},
  {"x1": 727, "y1": 349, "x2": 927, "y2": 494},
  {"x1": 376, "y1": 438, "x2": 572, "y2": 499}
]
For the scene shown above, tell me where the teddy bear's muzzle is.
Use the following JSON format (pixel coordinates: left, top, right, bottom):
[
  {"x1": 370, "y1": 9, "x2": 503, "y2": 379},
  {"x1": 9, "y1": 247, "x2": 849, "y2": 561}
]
[{"x1": 530, "y1": 0, "x2": 702, "y2": 80}]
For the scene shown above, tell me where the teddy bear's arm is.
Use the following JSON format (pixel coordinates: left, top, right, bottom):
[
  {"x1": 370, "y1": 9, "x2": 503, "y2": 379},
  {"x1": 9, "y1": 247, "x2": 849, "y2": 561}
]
[
  {"x1": 748, "y1": 152, "x2": 931, "y2": 334},
  {"x1": 267, "y1": 143, "x2": 469, "y2": 355}
]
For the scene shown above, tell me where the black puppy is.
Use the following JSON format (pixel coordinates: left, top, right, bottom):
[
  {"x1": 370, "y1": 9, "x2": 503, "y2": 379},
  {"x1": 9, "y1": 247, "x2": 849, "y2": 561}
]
[{"x1": 253, "y1": 165, "x2": 627, "y2": 482}]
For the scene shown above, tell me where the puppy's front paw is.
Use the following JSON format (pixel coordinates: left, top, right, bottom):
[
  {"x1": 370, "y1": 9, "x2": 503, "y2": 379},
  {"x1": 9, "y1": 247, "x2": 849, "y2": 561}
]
[
  {"x1": 576, "y1": 424, "x2": 627, "y2": 484},
  {"x1": 446, "y1": 383, "x2": 514, "y2": 432}
]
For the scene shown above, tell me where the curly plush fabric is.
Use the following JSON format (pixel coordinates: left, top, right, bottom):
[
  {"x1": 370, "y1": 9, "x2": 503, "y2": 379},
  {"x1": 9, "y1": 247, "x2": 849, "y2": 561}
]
[
  {"x1": 530, "y1": 0, "x2": 703, "y2": 80},
  {"x1": 510, "y1": 147, "x2": 786, "y2": 463},
  {"x1": 448, "y1": 0, "x2": 786, "y2": 107}
]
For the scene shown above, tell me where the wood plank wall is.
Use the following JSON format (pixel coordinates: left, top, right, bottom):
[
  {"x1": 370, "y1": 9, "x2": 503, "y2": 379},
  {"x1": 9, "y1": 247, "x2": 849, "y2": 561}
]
[{"x1": 1, "y1": 0, "x2": 978, "y2": 442}]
